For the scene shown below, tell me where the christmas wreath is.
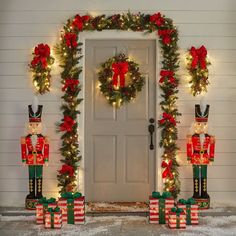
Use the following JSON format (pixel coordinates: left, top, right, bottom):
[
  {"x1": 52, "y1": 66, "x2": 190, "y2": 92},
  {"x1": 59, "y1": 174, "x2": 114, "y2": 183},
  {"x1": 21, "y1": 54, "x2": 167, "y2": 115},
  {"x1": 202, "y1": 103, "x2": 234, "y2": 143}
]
[
  {"x1": 97, "y1": 54, "x2": 145, "y2": 107},
  {"x1": 186, "y1": 45, "x2": 211, "y2": 96}
]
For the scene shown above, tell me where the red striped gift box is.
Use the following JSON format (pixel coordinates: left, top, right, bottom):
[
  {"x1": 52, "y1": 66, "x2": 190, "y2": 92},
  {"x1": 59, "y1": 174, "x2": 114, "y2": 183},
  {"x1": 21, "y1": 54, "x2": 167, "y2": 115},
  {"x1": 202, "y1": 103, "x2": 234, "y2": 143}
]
[
  {"x1": 168, "y1": 211, "x2": 186, "y2": 229},
  {"x1": 58, "y1": 196, "x2": 85, "y2": 224},
  {"x1": 36, "y1": 203, "x2": 57, "y2": 224},
  {"x1": 177, "y1": 203, "x2": 199, "y2": 225},
  {"x1": 44, "y1": 210, "x2": 62, "y2": 229},
  {"x1": 149, "y1": 197, "x2": 174, "y2": 224}
]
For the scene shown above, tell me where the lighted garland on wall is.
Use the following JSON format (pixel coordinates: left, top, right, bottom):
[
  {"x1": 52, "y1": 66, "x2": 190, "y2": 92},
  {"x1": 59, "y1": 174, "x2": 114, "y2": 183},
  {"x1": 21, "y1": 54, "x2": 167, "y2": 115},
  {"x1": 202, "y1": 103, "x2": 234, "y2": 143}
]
[
  {"x1": 30, "y1": 43, "x2": 55, "y2": 94},
  {"x1": 55, "y1": 12, "x2": 181, "y2": 198},
  {"x1": 186, "y1": 45, "x2": 210, "y2": 96}
]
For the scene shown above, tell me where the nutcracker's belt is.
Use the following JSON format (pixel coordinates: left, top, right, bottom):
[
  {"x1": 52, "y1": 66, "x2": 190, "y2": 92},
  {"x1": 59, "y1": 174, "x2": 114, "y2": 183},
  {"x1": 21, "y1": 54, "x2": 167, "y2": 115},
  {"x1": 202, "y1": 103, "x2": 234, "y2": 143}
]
[
  {"x1": 29, "y1": 151, "x2": 42, "y2": 154},
  {"x1": 193, "y1": 150, "x2": 207, "y2": 154}
]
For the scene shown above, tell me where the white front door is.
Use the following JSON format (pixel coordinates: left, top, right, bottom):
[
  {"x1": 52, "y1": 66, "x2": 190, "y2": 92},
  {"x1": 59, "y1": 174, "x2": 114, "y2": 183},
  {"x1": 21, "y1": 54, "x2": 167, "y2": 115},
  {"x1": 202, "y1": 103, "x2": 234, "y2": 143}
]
[{"x1": 85, "y1": 39, "x2": 156, "y2": 202}]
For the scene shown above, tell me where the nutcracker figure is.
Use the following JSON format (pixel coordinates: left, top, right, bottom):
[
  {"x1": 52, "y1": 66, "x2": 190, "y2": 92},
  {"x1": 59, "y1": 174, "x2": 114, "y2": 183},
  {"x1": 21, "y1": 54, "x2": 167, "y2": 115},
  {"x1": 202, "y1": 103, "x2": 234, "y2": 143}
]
[
  {"x1": 187, "y1": 103, "x2": 215, "y2": 209},
  {"x1": 21, "y1": 102, "x2": 49, "y2": 209}
]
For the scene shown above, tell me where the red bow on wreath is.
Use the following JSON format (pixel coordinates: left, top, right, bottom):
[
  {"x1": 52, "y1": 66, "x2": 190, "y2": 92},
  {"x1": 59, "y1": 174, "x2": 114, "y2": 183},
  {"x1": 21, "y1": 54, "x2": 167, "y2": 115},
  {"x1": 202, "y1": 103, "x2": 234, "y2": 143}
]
[
  {"x1": 150, "y1": 12, "x2": 164, "y2": 27},
  {"x1": 162, "y1": 160, "x2": 173, "y2": 179},
  {"x1": 159, "y1": 112, "x2": 176, "y2": 126},
  {"x1": 190, "y1": 45, "x2": 207, "y2": 70},
  {"x1": 64, "y1": 33, "x2": 78, "y2": 48},
  {"x1": 72, "y1": 14, "x2": 90, "y2": 31},
  {"x1": 112, "y1": 62, "x2": 129, "y2": 88},
  {"x1": 158, "y1": 29, "x2": 174, "y2": 45},
  {"x1": 62, "y1": 78, "x2": 79, "y2": 92},
  {"x1": 59, "y1": 164, "x2": 74, "y2": 177},
  {"x1": 159, "y1": 70, "x2": 177, "y2": 86},
  {"x1": 31, "y1": 43, "x2": 50, "y2": 69},
  {"x1": 60, "y1": 116, "x2": 75, "y2": 132}
]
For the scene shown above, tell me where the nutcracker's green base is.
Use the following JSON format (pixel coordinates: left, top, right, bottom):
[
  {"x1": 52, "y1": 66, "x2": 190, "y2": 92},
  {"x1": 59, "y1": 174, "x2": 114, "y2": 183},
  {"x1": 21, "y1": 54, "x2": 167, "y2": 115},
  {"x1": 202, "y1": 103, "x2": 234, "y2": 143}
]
[
  {"x1": 25, "y1": 198, "x2": 38, "y2": 210},
  {"x1": 194, "y1": 198, "x2": 210, "y2": 210}
]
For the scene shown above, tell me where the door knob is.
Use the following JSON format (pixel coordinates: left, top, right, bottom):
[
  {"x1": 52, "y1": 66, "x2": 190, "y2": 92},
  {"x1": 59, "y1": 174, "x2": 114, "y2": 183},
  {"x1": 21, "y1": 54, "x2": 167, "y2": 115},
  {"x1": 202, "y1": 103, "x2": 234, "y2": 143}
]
[{"x1": 148, "y1": 118, "x2": 155, "y2": 150}]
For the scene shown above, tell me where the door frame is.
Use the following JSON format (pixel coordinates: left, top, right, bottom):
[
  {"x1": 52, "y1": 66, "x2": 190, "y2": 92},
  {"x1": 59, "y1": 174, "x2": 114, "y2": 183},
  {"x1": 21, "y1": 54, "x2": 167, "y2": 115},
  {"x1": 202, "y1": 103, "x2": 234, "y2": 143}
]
[{"x1": 77, "y1": 31, "x2": 163, "y2": 197}]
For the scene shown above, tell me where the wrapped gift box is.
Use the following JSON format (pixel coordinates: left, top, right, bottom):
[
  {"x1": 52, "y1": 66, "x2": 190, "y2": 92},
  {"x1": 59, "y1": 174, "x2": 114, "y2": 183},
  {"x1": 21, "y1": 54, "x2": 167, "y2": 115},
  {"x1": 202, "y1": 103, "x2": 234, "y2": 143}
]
[
  {"x1": 44, "y1": 207, "x2": 62, "y2": 229},
  {"x1": 36, "y1": 197, "x2": 57, "y2": 224},
  {"x1": 58, "y1": 192, "x2": 85, "y2": 224},
  {"x1": 177, "y1": 198, "x2": 199, "y2": 225},
  {"x1": 168, "y1": 207, "x2": 186, "y2": 229},
  {"x1": 149, "y1": 191, "x2": 174, "y2": 224}
]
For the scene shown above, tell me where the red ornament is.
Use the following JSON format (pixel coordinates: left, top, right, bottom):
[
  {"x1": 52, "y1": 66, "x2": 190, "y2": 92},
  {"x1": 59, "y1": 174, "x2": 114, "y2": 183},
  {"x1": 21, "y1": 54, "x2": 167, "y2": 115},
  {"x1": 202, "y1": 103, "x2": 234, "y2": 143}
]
[
  {"x1": 162, "y1": 160, "x2": 174, "y2": 179},
  {"x1": 150, "y1": 12, "x2": 164, "y2": 27},
  {"x1": 59, "y1": 164, "x2": 74, "y2": 177},
  {"x1": 112, "y1": 62, "x2": 129, "y2": 87},
  {"x1": 158, "y1": 29, "x2": 174, "y2": 45},
  {"x1": 190, "y1": 45, "x2": 207, "y2": 69},
  {"x1": 72, "y1": 14, "x2": 90, "y2": 31},
  {"x1": 159, "y1": 112, "x2": 176, "y2": 126},
  {"x1": 64, "y1": 33, "x2": 78, "y2": 48},
  {"x1": 60, "y1": 116, "x2": 75, "y2": 132},
  {"x1": 159, "y1": 70, "x2": 177, "y2": 86},
  {"x1": 62, "y1": 78, "x2": 79, "y2": 92}
]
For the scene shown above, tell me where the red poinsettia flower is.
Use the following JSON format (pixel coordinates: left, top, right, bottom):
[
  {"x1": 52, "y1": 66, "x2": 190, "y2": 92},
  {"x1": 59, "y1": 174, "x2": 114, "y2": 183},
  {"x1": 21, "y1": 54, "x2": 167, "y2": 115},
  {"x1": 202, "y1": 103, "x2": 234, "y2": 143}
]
[
  {"x1": 64, "y1": 32, "x2": 78, "y2": 48},
  {"x1": 60, "y1": 116, "x2": 75, "y2": 132},
  {"x1": 158, "y1": 29, "x2": 174, "y2": 45},
  {"x1": 150, "y1": 12, "x2": 164, "y2": 27},
  {"x1": 159, "y1": 112, "x2": 176, "y2": 126},
  {"x1": 72, "y1": 14, "x2": 90, "y2": 31},
  {"x1": 59, "y1": 164, "x2": 74, "y2": 177},
  {"x1": 62, "y1": 78, "x2": 79, "y2": 92}
]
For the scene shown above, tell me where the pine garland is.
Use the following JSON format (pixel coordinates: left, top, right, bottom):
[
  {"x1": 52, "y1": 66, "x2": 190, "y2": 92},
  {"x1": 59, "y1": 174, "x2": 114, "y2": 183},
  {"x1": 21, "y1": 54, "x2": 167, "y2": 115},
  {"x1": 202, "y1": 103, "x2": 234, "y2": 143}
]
[{"x1": 55, "y1": 12, "x2": 181, "y2": 198}]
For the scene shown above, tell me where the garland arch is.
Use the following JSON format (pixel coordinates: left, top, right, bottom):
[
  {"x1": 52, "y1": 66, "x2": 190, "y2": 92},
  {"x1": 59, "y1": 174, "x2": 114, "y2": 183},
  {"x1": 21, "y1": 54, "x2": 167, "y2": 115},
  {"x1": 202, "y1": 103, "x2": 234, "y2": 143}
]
[{"x1": 55, "y1": 12, "x2": 181, "y2": 198}]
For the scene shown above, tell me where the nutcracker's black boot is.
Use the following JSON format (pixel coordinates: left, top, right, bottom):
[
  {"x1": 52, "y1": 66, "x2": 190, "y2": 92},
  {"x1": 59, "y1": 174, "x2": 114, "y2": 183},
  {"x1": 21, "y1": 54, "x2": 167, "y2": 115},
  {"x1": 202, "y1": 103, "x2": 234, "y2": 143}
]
[
  {"x1": 26, "y1": 178, "x2": 35, "y2": 199},
  {"x1": 192, "y1": 178, "x2": 200, "y2": 198},
  {"x1": 36, "y1": 177, "x2": 43, "y2": 199},
  {"x1": 201, "y1": 178, "x2": 210, "y2": 199}
]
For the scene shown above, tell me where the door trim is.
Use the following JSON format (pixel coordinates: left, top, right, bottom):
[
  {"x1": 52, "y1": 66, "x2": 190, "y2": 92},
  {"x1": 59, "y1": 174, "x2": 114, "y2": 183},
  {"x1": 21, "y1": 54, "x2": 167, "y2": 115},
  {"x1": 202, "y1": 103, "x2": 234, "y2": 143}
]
[{"x1": 77, "y1": 31, "x2": 162, "y2": 196}]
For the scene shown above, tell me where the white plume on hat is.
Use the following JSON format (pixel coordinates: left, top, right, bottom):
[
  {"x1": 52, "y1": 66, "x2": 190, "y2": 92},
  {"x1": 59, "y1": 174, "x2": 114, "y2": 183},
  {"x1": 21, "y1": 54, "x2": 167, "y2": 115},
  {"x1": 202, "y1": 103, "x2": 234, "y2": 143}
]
[
  {"x1": 32, "y1": 96, "x2": 39, "y2": 113},
  {"x1": 200, "y1": 97, "x2": 207, "y2": 114}
]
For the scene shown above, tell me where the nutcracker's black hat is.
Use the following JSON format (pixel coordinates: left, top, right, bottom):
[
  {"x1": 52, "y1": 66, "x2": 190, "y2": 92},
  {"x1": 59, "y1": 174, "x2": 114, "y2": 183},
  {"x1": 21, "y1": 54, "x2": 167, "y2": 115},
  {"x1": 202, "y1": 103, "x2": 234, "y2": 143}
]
[
  {"x1": 28, "y1": 105, "x2": 43, "y2": 122},
  {"x1": 195, "y1": 104, "x2": 210, "y2": 122}
]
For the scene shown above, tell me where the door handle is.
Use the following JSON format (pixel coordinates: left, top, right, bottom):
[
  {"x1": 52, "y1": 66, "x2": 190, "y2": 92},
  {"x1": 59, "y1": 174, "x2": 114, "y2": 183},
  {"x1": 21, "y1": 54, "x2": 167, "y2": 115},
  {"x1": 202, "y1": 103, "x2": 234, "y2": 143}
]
[{"x1": 148, "y1": 118, "x2": 155, "y2": 150}]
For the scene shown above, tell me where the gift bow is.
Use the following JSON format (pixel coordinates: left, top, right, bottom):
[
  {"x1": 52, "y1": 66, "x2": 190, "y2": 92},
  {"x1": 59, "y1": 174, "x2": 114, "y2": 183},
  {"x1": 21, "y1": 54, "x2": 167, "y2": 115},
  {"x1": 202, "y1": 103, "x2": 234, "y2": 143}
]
[
  {"x1": 159, "y1": 112, "x2": 176, "y2": 126},
  {"x1": 159, "y1": 70, "x2": 176, "y2": 85},
  {"x1": 152, "y1": 191, "x2": 172, "y2": 199},
  {"x1": 178, "y1": 198, "x2": 196, "y2": 205},
  {"x1": 161, "y1": 160, "x2": 173, "y2": 179},
  {"x1": 60, "y1": 116, "x2": 75, "y2": 132},
  {"x1": 38, "y1": 197, "x2": 56, "y2": 204},
  {"x1": 171, "y1": 207, "x2": 184, "y2": 216},
  {"x1": 190, "y1": 45, "x2": 207, "y2": 69},
  {"x1": 64, "y1": 32, "x2": 78, "y2": 48},
  {"x1": 112, "y1": 62, "x2": 129, "y2": 87},
  {"x1": 61, "y1": 192, "x2": 82, "y2": 200},
  {"x1": 47, "y1": 207, "x2": 61, "y2": 213}
]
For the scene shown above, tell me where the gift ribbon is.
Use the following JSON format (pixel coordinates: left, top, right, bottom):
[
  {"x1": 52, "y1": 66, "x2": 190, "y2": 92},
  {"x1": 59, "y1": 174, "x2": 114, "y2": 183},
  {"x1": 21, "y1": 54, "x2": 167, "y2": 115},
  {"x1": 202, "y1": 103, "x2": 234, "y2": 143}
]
[
  {"x1": 112, "y1": 62, "x2": 129, "y2": 88},
  {"x1": 48, "y1": 207, "x2": 60, "y2": 228},
  {"x1": 171, "y1": 207, "x2": 184, "y2": 228},
  {"x1": 38, "y1": 197, "x2": 56, "y2": 223},
  {"x1": 152, "y1": 191, "x2": 172, "y2": 224},
  {"x1": 178, "y1": 198, "x2": 196, "y2": 225},
  {"x1": 60, "y1": 192, "x2": 82, "y2": 224}
]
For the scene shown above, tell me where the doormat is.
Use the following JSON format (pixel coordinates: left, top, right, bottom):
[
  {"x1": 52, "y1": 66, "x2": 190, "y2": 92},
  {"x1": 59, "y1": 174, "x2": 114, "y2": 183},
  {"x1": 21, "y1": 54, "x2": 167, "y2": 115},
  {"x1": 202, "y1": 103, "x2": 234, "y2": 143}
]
[{"x1": 87, "y1": 202, "x2": 148, "y2": 213}]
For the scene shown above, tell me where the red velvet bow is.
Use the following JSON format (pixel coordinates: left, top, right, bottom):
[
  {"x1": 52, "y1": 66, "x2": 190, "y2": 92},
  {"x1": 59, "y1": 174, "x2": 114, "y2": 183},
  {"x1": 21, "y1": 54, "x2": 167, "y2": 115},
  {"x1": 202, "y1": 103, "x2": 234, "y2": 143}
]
[
  {"x1": 62, "y1": 78, "x2": 79, "y2": 91},
  {"x1": 72, "y1": 14, "x2": 90, "y2": 31},
  {"x1": 150, "y1": 12, "x2": 164, "y2": 27},
  {"x1": 64, "y1": 33, "x2": 78, "y2": 48},
  {"x1": 158, "y1": 29, "x2": 174, "y2": 45},
  {"x1": 112, "y1": 62, "x2": 129, "y2": 87},
  {"x1": 59, "y1": 164, "x2": 74, "y2": 177},
  {"x1": 31, "y1": 44, "x2": 50, "y2": 69},
  {"x1": 159, "y1": 112, "x2": 176, "y2": 126},
  {"x1": 159, "y1": 70, "x2": 176, "y2": 85},
  {"x1": 162, "y1": 160, "x2": 173, "y2": 179},
  {"x1": 190, "y1": 45, "x2": 207, "y2": 69},
  {"x1": 60, "y1": 116, "x2": 75, "y2": 132}
]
